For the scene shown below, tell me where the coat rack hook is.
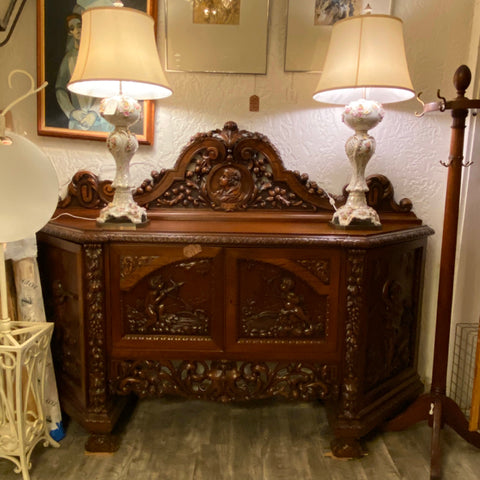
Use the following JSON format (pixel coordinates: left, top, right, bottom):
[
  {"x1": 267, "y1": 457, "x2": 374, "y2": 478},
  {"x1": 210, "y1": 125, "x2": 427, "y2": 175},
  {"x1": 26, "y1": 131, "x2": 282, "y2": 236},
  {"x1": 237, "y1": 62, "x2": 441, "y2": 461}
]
[
  {"x1": 437, "y1": 89, "x2": 447, "y2": 111},
  {"x1": 415, "y1": 92, "x2": 425, "y2": 117},
  {"x1": 415, "y1": 92, "x2": 429, "y2": 117},
  {"x1": 0, "y1": 70, "x2": 48, "y2": 138}
]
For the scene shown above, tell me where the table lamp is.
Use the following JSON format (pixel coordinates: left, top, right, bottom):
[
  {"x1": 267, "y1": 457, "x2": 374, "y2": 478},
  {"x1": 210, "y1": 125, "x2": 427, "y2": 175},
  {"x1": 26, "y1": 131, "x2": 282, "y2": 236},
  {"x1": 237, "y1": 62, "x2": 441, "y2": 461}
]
[
  {"x1": 68, "y1": 4, "x2": 172, "y2": 226},
  {"x1": 313, "y1": 14, "x2": 414, "y2": 229}
]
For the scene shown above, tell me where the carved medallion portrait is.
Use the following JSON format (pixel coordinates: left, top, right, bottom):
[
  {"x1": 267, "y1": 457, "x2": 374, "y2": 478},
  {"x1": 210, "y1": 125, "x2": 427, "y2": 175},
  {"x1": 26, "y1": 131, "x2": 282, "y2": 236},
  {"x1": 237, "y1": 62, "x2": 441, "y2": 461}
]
[{"x1": 207, "y1": 164, "x2": 254, "y2": 211}]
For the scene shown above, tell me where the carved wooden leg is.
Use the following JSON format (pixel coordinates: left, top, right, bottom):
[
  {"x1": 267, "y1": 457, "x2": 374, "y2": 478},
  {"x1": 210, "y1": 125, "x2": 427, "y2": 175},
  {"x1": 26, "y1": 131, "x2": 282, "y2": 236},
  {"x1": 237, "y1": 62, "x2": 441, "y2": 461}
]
[
  {"x1": 85, "y1": 433, "x2": 120, "y2": 453},
  {"x1": 330, "y1": 436, "x2": 365, "y2": 458},
  {"x1": 81, "y1": 396, "x2": 136, "y2": 453}
]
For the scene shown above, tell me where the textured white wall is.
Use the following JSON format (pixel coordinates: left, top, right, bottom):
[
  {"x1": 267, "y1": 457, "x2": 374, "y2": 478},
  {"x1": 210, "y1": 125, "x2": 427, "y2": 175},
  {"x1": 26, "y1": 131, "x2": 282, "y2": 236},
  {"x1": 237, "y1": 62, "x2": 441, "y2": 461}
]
[{"x1": 0, "y1": 0, "x2": 477, "y2": 386}]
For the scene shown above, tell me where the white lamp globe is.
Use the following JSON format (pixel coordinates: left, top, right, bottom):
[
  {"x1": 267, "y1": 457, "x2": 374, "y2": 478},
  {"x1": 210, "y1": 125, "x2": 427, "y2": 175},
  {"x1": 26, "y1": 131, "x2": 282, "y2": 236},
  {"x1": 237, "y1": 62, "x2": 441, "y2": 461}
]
[{"x1": 0, "y1": 132, "x2": 58, "y2": 243}]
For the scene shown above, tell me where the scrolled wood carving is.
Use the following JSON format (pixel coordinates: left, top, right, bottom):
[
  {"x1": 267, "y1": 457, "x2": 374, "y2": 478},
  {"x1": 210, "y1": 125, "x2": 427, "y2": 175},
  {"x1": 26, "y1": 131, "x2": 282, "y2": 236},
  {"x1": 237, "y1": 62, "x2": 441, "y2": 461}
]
[
  {"x1": 153, "y1": 122, "x2": 333, "y2": 212},
  {"x1": 239, "y1": 259, "x2": 328, "y2": 340},
  {"x1": 58, "y1": 170, "x2": 111, "y2": 208},
  {"x1": 84, "y1": 244, "x2": 109, "y2": 413},
  {"x1": 120, "y1": 255, "x2": 156, "y2": 279},
  {"x1": 296, "y1": 259, "x2": 330, "y2": 285},
  {"x1": 123, "y1": 256, "x2": 213, "y2": 336},
  {"x1": 56, "y1": 122, "x2": 335, "y2": 212},
  {"x1": 241, "y1": 275, "x2": 327, "y2": 339},
  {"x1": 341, "y1": 249, "x2": 366, "y2": 419},
  {"x1": 365, "y1": 249, "x2": 419, "y2": 391},
  {"x1": 382, "y1": 277, "x2": 413, "y2": 371},
  {"x1": 111, "y1": 359, "x2": 337, "y2": 402},
  {"x1": 56, "y1": 122, "x2": 418, "y2": 222},
  {"x1": 50, "y1": 280, "x2": 81, "y2": 386},
  {"x1": 361, "y1": 174, "x2": 412, "y2": 213},
  {"x1": 126, "y1": 272, "x2": 209, "y2": 336}
]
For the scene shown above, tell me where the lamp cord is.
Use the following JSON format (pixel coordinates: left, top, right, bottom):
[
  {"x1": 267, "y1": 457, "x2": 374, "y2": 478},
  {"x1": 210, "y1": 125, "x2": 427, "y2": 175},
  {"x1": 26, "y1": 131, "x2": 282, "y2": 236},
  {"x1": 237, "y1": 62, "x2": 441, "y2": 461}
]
[{"x1": 50, "y1": 212, "x2": 97, "y2": 222}]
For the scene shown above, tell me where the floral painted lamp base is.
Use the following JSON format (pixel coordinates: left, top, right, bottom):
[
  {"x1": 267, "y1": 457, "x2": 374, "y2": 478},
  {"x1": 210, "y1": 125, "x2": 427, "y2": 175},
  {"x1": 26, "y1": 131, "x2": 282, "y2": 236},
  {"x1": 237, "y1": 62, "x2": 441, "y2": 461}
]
[
  {"x1": 331, "y1": 99, "x2": 384, "y2": 229},
  {"x1": 96, "y1": 95, "x2": 148, "y2": 227}
]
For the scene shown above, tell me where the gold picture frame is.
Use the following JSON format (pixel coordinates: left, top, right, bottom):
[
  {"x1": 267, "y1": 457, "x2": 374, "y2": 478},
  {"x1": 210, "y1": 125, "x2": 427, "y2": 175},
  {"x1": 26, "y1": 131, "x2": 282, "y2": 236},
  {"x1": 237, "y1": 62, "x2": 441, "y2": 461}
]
[
  {"x1": 165, "y1": 0, "x2": 269, "y2": 74},
  {"x1": 36, "y1": 0, "x2": 157, "y2": 144},
  {"x1": 285, "y1": 0, "x2": 392, "y2": 73}
]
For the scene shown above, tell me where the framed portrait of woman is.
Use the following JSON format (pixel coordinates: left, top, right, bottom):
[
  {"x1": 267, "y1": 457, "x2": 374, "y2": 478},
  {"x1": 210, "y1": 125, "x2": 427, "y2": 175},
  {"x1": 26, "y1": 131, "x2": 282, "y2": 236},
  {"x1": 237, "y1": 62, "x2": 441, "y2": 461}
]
[{"x1": 36, "y1": 0, "x2": 157, "y2": 144}]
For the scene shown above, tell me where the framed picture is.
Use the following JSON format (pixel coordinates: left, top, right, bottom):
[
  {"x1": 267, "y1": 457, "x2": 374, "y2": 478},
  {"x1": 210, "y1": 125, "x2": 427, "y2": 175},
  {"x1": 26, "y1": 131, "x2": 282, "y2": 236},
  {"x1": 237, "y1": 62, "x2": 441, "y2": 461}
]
[
  {"x1": 36, "y1": 0, "x2": 157, "y2": 144},
  {"x1": 285, "y1": 0, "x2": 392, "y2": 73},
  {"x1": 165, "y1": 0, "x2": 269, "y2": 74}
]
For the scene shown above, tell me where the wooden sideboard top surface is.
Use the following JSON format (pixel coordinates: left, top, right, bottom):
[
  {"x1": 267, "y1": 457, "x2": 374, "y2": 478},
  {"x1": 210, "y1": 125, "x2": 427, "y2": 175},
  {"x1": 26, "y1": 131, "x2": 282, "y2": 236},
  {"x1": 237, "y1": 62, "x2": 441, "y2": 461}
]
[{"x1": 42, "y1": 211, "x2": 433, "y2": 248}]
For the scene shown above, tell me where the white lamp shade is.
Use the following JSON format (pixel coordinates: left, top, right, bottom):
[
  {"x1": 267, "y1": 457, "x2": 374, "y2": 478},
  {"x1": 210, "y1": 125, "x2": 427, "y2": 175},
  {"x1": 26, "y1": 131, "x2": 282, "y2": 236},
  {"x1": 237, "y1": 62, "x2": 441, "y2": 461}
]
[
  {"x1": 0, "y1": 132, "x2": 58, "y2": 243},
  {"x1": 68, "y1": 6, "x2": 172, "y2": 100},
  {"x1": 313, "y1": 14, "x2": 414, "y2": 105}
]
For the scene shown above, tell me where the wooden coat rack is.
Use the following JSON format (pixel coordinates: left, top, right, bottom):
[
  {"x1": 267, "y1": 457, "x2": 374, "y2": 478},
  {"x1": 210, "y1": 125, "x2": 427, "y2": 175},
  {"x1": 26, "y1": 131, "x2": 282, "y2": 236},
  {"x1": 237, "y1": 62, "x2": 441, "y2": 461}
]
[{"x1": 386, "y1": 65, "x2": 480, "y2": 479}]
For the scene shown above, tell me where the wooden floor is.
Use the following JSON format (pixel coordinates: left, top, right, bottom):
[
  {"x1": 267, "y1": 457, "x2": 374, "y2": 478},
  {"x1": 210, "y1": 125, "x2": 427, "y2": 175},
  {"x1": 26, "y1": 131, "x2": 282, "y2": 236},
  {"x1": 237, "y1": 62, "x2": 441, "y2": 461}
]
[{"x1": 1, "y1": 399, "x2": 480, "y2": 480}]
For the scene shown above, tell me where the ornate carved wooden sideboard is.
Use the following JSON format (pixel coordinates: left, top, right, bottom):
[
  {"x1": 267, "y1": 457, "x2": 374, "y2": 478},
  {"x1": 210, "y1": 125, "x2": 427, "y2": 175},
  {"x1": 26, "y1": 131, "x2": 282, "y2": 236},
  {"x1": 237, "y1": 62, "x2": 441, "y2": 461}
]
[{"x1": 37, "y1": 122, "x2": 433, "y2": 457}]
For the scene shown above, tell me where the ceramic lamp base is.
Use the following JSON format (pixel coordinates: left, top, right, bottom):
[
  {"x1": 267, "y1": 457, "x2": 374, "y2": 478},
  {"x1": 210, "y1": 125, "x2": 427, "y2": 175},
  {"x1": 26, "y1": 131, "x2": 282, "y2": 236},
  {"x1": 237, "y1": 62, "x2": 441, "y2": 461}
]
[
  {"x1": 96, "y1": 94, "x2": 147, "y2": 228},
  {"x1": 332, "y1": 99, "x2": 384, "y2": 229},
  {"x1": 331, "y1": 197, "x2": 381, "y2": 229}
]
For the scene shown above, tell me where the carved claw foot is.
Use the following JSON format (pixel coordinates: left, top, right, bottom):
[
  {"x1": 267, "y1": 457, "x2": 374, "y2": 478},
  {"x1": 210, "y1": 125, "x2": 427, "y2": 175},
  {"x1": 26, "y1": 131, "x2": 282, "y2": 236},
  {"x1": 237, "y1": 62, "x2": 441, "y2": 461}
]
[
  {"x1": 85, "y1": 433, "x2": 119, "y2": 453},
  {"x1": 330, "y1": 436, "x2": 365, "y2": 458}
]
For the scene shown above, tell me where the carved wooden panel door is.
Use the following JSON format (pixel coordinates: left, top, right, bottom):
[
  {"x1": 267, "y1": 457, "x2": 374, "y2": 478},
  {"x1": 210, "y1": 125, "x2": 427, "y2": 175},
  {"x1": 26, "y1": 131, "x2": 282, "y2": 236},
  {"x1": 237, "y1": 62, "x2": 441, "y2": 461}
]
[
  {"x1": 108, "y1": 244, "x2": 225, "y2": 358},
  {"x1": 224, "y1": 247, "x2": 343, "y2": 361}
]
